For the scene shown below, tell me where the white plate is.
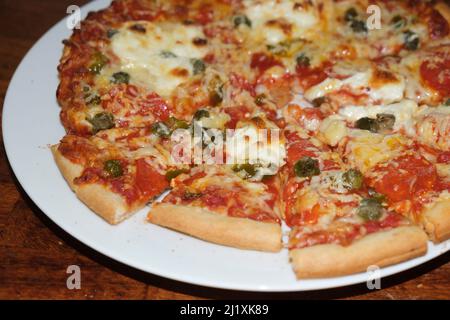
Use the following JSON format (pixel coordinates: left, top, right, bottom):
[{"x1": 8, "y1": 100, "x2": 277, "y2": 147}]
[{"x1": 3, "y1": 0, "x2": 449, "y2": 292}]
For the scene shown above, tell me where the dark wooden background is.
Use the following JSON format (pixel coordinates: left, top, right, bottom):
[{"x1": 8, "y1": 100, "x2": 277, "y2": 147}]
[{"x1": 0, "y1": 0, "x2": 449, "y2": 300}]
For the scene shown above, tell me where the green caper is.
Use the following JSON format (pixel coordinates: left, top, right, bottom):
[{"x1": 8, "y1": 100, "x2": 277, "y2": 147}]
[
  {"x1": 85, "y1": 94, "x2": 101, "y2": 105},
  {"x1": 193, "y1": 109, "x2": 210, "y2": 120},
  {"x1": 358, "y1": 198, "x2": 383, "y2": 221},
  {"x1": 111, "y1": 71, "x2": 130, "y2": 84},
  {"x1": 232, "y1": 163, "x2": 256, "y2": 179},
  {"x1": 296, "y1": 53, "x2": 310, "y2": 68},
  {"x1": 355, "y1": 114, "x2": 395, "y2": 133},
  {"x1": 342, "y1": 169, "x2": 364, "y2": 190},
  {"x1": 376, "y1": 113, "x2": 396, "y2": 132},
  {"x1": 391, "y1": 15, "x2": 406, "y2": 29},
  {"x1": 104, "y1": 159, "x2": 123, "y2": 178},
  {"x1": 151, "y1": 122, "x2": 171, "y2": 137},
  {"x1": 191, "y1": 59, "x2": 206, "y2": 75},
  {"x1": 232, "y1": 14, "x2": 252, "y2": 28},
  {"x1": 350, "y1": 19, "x2": 368, "y2": 33},
  {"x1": 344, "y1": 7, "x2": 358, "y2": 22},
  {"x1": 210, "y1": 90, "x2": 223, "y2": 107},
  {"x1": 165, "y1": 169, "x2": 189, "y2": 182},
  {"x1": 404, "y1": 30, "x2": 419, "y2": 50},
  {"x1": 368, "y1": 189, "x2": 386, "y2": 204},
  {"x1": 294, "y1": 157, "x2": 320, "y2": 178},
  {"x1": 312, "y1": 97, "x2": 326, "y2": 108},
  {"x1": 267, "y1": 44, "x2": 288, "y2": 56},
  {"x1": 255, "y1": 94, "x2": 266, "y2": 106},
  {"x1": 88, "y1": 52, "x2": 108, "y2": 74},
  {"x1": 87, "y1": 112, "x2": 114, "y2": 133},
  {"x1": 355, "y1": 117, "x2": 379, "y2": 132},
  {"x1": 160, "y1": 50, "x2": 177, "y2": 58}
]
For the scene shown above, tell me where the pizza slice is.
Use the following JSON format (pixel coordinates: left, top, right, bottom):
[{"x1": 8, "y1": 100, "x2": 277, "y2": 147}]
[
  {"x1": 148, "y1": 165, "x2": 283, "y2": 252},
  {"x1": 337, "y1": 125, "x2": 450, "y2": 243},
  {"x1": 282, "y1": 128, "x2": 427, "y2": 278},
  {"x1": 52, "y1": 127, "x2": 180, "y2": 224}
]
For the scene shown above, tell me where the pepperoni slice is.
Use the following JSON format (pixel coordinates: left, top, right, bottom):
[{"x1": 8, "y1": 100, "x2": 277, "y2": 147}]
[
  {"x1": 369, "y1": 155, "x2": 438, "y2": 203},
  {"x1": 135, "y1": 158, "x2": 168, "y2": 198},
  {"x1": 420, "y1": 51, "x2": 450, "y2": 97}
]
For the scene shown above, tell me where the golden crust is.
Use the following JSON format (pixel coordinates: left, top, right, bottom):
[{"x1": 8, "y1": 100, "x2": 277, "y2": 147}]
[
  {"x1": 51, "y1": 145, "x2": 137, "y2": 224},
  {"x1": 289, "y1": 226, "x2": 428, "y2": 279},
  {"x1": 148, "y1": 203, "x2": 282, "y2": 252},
  {"x1": 422, "y1": 199, "x2": 450, "y2": 243}
]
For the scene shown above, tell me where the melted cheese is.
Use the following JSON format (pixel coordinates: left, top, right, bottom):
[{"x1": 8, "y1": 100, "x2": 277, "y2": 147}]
[
  {"x1": 338, "y1": 100, "x2": 419, "y2": 135},
  {"x1": 305, "y1": 66, "x2": 405, "y2": 105},
  {"x1": 345, "y1": 131, "x2": 411, "y2": 173},
  {"x1": 415, "y1": 106, "x2": 450, "y2": 151},
  {"x1": 244, "y1": 0, "x2": 319, "y2": 44},
  {"x1": 111, "y1": 22, "x2": 207, "y2": 97},
  {"x1": 227, "y1": 118, "x2": 286, "y2": 178},
  {"x1": 319, "y1": 116, "x2": 348, "y2": 147}
]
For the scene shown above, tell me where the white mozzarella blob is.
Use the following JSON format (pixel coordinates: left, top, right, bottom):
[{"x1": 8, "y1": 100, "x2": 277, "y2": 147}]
[
  {"x1": 111, "y1": 22, "x2": 208, "y2": 96},
  {"x1": 338, "y1": 99, "x2": 418, "y2": 135},
  {"x1": 244, "y1": 0, "x2": 319, "y2": 44}
]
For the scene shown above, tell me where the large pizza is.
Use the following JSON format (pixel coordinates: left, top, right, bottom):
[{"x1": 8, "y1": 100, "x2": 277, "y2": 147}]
[{"x1": 52, "y1": 0, "x2": 450, "y2": 279}]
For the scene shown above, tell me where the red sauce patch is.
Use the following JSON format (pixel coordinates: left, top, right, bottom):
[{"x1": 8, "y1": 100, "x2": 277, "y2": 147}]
[{"x1": 420, "y1": 53, "x2": 450, "y2": 97}]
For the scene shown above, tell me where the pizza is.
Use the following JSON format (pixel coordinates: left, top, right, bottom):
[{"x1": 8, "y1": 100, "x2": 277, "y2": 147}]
[{"x1": 52, "y1": 0, "x2": 450, "y2": 279}]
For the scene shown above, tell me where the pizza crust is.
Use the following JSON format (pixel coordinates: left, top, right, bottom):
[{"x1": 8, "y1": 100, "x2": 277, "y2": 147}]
[
  {"x1": 51, "y1": 145, "x2": 137, "y2": 224},
  {"x1": 148, "y1": 203, "x2": 282, "y2": 252},
  {"x1": 289, "y1": 226, "x2": 428, "y2": 279},
  {"x1": 421, "y1": 199, "x2": 450, "y2": 243}
]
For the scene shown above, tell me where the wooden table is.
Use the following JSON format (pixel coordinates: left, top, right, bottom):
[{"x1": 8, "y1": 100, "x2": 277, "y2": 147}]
[{"x1": 0, "y1": 0, "x2": 449, "y2": 300}]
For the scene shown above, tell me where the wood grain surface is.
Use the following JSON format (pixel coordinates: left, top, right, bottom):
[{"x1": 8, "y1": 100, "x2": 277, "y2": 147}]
[{"x1": 0, "y1": 0, "x2": 449, "y2": 300}]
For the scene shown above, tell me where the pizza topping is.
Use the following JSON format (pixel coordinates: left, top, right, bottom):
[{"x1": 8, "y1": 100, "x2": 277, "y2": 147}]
[
  {"x1": 110, "y1": 21, "x2": 208, "y2": 96},
  {"x1": 339, "y1": 100, "x2": 418, "y2": 135},
  {"x1": 403, "y1": 30, "x2": 420, "y2": 51},
  {"x1": 357, "y1": 198, "x2": 383, "y2": 221},
  {"x1": 89, "y1": 52, "x2": 108, "y2": 75},
  {"x1": 87, "y1": 112, "x2": 115, "y2": 133},
  {"x1": 420, "y1": 52, "x2": 450, "y2": 98},
  {"x1": 104, "y1": 159, "x2": 123, "y2": 178},
  {"x1": 391, "y1": 15, "x2": 407, "y2": 29},
  {"x1": 304, "y1": 63, "x2": 406, "y2": 107},
  {"x1": 165, "y1": 168, "x2": 189, "y2": 182},
  {"x1": 355, "y1": 113, "x2": 395, "y2": 133},
  {"x1": 151, "y1": 122, "x2": 171, "y2": 138},
  {"x1": 111, "y1": 71, "x2": 130, "y2": 84},
  {"x1": 368, "y1": 154, "x2": 439, "y2": 212},
  {"x1": 135, "y1": 158, "x2": 168, "y2": 198},
  {"x1": 296, "y1": 53, "x2": 310, "y2": 68},
  {"x1": 193, "y1": 109, "x2": 210, "y2": 121},
  {"x1": 191, "y1": 58, "x2": 206, "y2": 75},
  {"x1": 294, "y1": 157, "x2": 320, "y2": 178},
  {"x1": 342, "y1": 169, "x2": 363, "y2": 191},
  {"x1": 232, "y1": 14, "x2": 252, "y2": 28},
  {"x1": 243, "y1": 0, "x2": 319, "y2": 44},
  {"x1": 344, "y1": 8, "x2": 358, "y2": 22}
]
